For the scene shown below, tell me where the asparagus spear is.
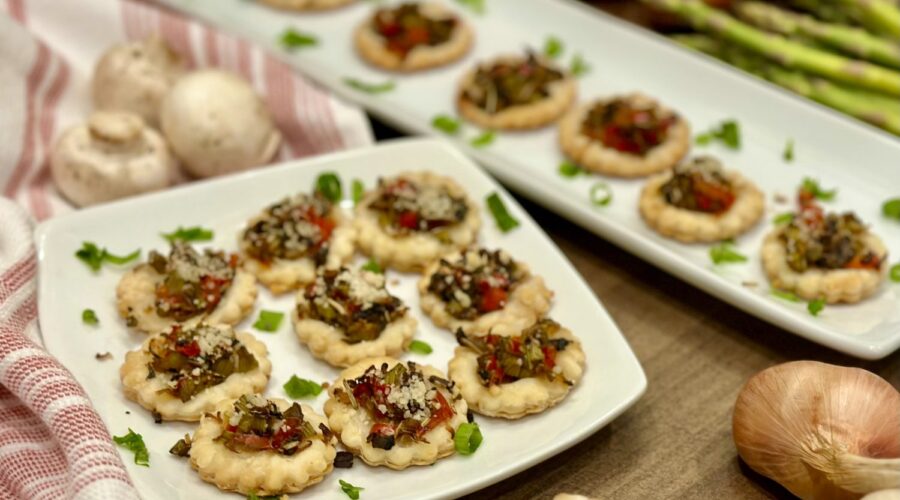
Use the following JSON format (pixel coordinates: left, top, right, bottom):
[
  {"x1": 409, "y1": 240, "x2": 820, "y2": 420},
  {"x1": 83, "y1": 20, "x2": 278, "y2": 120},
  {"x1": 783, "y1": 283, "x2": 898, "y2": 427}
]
[
  {"x1": 830, "y1": 0, "x2": 900, "y2": 38},
  {"x1": 643, "y1": 0, "x2": 900, "y2": 96},
  {"x1": 787, "y1": 0, "x2": 859, "y2": 25},
  {"x1": 735, "y1": 2, "x2": 900, "y2": 69}
]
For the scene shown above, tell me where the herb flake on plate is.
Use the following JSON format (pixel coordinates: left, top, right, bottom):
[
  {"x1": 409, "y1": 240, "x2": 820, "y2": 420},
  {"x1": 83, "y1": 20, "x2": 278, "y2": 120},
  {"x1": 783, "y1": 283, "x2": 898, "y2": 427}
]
[
  {"x1": 807, "y1": 298, "x2": 825, "y2": 316},
  {"x1": 361, "y1": 259, "x2": 383, "y2": 274},
  {"x1": 772, "y1": 212, "x2": 794, "y2": 225},
  {"x1": 485, "y1": 192, "x2": 519, "y2": 233},
  {"x1": 283, "y1": 375, "x2": 323, "y2": 399},
  {"x1": 883, "y1": 198, "x2": 900, "y2": 220},
  {"x1": 432, "y1": 114, "x2": 460, "y2": 135},
  {"x1": 315, "y1": 172, "x2": 343, "y2": 202},
  {"x1": 343, "y1": 77, "x2": 395, "y2": 94},
  {"x1": 454, "y1": 422, "x2": 483, "y2": 455},
  {"x1": 695, "y1": 120, "x2": 740, "y2": 149},
  {"x1": 408, "y1": 340, "x2": 433, "y2": 355},
  {"x1": 75, "y1": 242, "x2": 140, "y2": 271},
  {"x1": 558, "y1": 161, "x2": 584, "y2": 178},
  {"x1": 280, "y1": 28, "x2": 318, "y2": 50},
  {"x1": 544, "y1": 36, "x2": 564, "y2": 58},
  {"x1": 352, "y1": 179, "x2": 365, "y2": 205},
  {"x1": 82, "y1": 308, "x2": 99, "y2": 325},
  {"x1": 113, "y1": 428, "x2": 149, "y2": 466},
  {"x1": 339, "y1": 479, "x2": 364, "y2": 499},
  {"x1": 783, "y1": 138, "x2": 794, "y2": 162},
  {"x1": 890, "y1": 263, "x2": 900, "y2": 282},
  {"x1": 590, "y1": 182, "x2": 612, "y2": 207},
  {"x1": 569, "y1": 53, "x2": 590, "y2": 77},
  {"x1": 800, "y1": 177, "x2": 837, "y2": 201},
  {"x1": 709, "y1": 241, "x2": 747, "y2": 265},
  {"x1": 771, "y1": 289, "x2": 801, "y2": 302},
  {"x1": 454, "y1": 0, "x2": 485, "y2": 14},
  {"x1": 161, "y1": 226, "x2": 214, "y2": 243},
  {"x1": 253, "y1": 310, "x2": 284, "y2": 332},
  {"x1": 470, "y1": 130, "x2": 495, "y2": 148}
]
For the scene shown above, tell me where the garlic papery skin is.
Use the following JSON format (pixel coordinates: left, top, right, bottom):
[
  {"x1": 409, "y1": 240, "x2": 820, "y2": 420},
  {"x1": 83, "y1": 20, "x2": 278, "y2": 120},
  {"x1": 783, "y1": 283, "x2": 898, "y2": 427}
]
[
  {"x1": 733, "y1": 361, "x2": 900, "y2": 500},
  {"x1": 863, "y1": 490, "x2": 900, "y2": 500}
]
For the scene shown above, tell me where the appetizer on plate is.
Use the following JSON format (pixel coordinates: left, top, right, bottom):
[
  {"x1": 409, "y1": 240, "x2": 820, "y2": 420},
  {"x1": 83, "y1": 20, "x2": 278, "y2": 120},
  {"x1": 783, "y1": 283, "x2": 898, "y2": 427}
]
[
  {"x1": 355, "y1": 1, "x2": 473, "y2": 72},
  {"x1": 558, "y1": 93, "x2": 690, "y2": 177},
  {"x1": 241, "y1": 192, "x2": 355, "y2": 294},
  {"x1": 324, "y1": 358, "x2": 468, "y2": 469},
  {"x1": 418, "y1": 247, "x2": 552, "y2": 333},
  {"x1": 457, "y1": 52, "x2": 576, "y2": 130},
  {"x1": 638, "y1": 156, "x2": 764, "y2": 243},
  {"x1": 188, "y1": 395, "x2": 336, "y2": 496},
  {"x1": 120, "y1": 324, "x2": 271, "y2": 421},
  {"x1": 293, "y1": 267, "x2": 416, "y2": 367},
  {"x1": 355, "y1": 172, "x2": 480, "y2": 272},
  {"x1": 116, "y1": 242, "x2": 256, "y2": 333},
  {"x1": 257, "y1": 0, "x2": 354, "y2": 11},
  {"x1": 449, "y1": 318, "x2": 585, "y2": 419},
  {"x1": 762, "y1": 189, "x2": 888, "y2": 303}
]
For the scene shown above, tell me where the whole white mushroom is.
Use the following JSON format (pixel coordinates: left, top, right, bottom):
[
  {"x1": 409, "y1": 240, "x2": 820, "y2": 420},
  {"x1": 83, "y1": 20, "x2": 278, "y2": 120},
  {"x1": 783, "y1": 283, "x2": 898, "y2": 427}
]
[
  {"x1": 160, "y1": 69, "x2": 282, "y2": 178},
  {"x1": 51, "y1": 111, "x2": 175, "y2": 207},
  {"x1": 92, "y1": 36, "x2": 185, "y2": 127}
]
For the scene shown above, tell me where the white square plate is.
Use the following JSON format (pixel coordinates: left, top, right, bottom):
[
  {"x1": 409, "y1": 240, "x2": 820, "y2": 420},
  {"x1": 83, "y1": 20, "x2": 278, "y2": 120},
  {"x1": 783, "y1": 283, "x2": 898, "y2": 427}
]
[
  {"x1": 156, "y1": 0, "x2": 900, "y2": 359},
  {"x1": 36, "y1": 139, "x2": 646, "y2": 500}
]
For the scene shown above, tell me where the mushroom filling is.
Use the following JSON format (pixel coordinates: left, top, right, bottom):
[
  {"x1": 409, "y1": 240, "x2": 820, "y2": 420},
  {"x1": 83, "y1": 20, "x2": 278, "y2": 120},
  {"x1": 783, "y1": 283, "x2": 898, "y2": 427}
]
[
  {"x1": 781, "y1": 190, "x2": 882, "y2": 272},
  {"x1": 659, "y1": 156, "x2": 735, "y2": 214},
  {"x1": 427, "y1": 249, "x2": 524, "y2": 320},
  {"x1": 581, "y1": 97, "x2": 677, "y2": 155},
  {"x1": 217, "y1": 395, "x2": 332, "y2": 455},
  {"x1": 463, "y1": 52, "x2": 564, "y2": 114},
  {"x1": 297, "y1": 267, "x2": 407, "y2": 343},
  {"x1": 372, "y1": 2, "x2": 457, "y2": 59},
  {"x1": 150, "y1": 242, "x2": 237, "y2": 321},
  {"x1": 242, "y1": 193, "x2": 336, "y2": 264},
  {"x1": 368, "y1": 177, "x2": 468, "y2": 237},
  {"x1": 456, "y1": 319, "x2": 572, "y2": 386},
  {"x1": 148, "y1": 324, "x2": 258, "y2": 402},
  {"x1": 333, "y1": 362, "x2": 456, "y2": 451}
]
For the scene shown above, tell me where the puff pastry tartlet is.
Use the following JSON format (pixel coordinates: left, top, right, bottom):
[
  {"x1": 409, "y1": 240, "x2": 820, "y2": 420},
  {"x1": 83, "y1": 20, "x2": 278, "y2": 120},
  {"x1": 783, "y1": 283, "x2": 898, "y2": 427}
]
[
  {"x1": 449, "y1": 318, "x2": 585, "y2": 419},
  {"x1": 638, "y1": 156, "x2": 764, "y2": 243},
  {"x1": 116, "y1": 241, "x2": 256, "y2": 334},
  {"x1": 324, "y1": 357, "x2": 468, "y2": 469},
  {"x1": 189, "y1": 395, "x2": 336, "y2": 496},
  {"x1": 120, "y1": 323, "x2": 271, "y2": 421},
  {"x1": 257, "y1": 0, "x2": 354, "y2": 11},
  {"x1": 559, "y1": 93, "x2": 690, "y2": 177},
  {"x1": 419, "y1": 247, "x2": 552, "y2": 333},
  {"x1": 293, "y1": 267, "x2": 416, "y2": 367},
  {"x1": 241, "y1": 192, "x2": 355, "y2": 294},
  {"x1": 457, "y1": 52, "x2": 576, "y2": 130},
  {"x1": 355, "y1": 172, "x2": 480, "y2": 272},
  {"x1": 762, "y1": 190, "x2": 888, "y2": 304},
  {"x1": 355, "y1": 2, "x2": 472, "y2": 72}
]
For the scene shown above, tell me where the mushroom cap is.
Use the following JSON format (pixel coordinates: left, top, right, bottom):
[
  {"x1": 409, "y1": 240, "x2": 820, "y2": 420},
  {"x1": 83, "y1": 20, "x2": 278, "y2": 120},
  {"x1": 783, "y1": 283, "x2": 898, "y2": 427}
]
[
  {"x1": 92, "y1": 36, "x2": 185, "y2": 127},
  {"x1": 50, "y1": 111, "x2": 175, "y2": 207},
  {"x1": 160, "y1": 69, "x2": 282, "y2": 179}
]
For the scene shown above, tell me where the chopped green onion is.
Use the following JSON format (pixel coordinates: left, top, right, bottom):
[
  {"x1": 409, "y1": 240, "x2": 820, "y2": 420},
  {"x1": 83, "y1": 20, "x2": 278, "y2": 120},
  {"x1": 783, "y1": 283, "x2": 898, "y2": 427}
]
[
  {"x1": 771, "y1": 289, "x2": 801, "y2": 302},
  {"x1": 807, "y1": 298, "x2": 825, "y2": 316},
  {"x1": 343, "y1": 77, "x2": 395, "y2": 94},
  {"x1": 431, "y1": 114, "x2": 460, "y2": 135},
  {"x1": 361, "y1": 259, "x2": 383, "y2": 274},
  {"x1": 695, "y1": 120, "x2": 740, "y2": 149},
  {"x1": 709, "y1": 241, "x2": 747, "y2": 265},
  {"x1": 315, "y1": 172, "x2": 343, "y2": 202},
  {"x1": 76, "y1": 242, "x2": 140, "y2": 271},
  {"x1": 783, "y1": 139, "x2": 794, "y2": 162},
  {"x1": 772, "y1": 212, "x2": 794, "y2": 225},
  {"x1": 113, "y1": 429, "x2": 149, "y2": 467},
  {"x1": 485, "y1": 192, "x2": 520, "y2": 233},
  {"x1": 253, "y1": 310, "x2": 284, "y2": 332},
  {"x1": 161, "y1": 226, "x2": 214, "y2": 243},
  {"x1": 279, "y1": 28, "x2": 317, "y2": 50},
  {"x1": 558, "y1": 161, "x2": 584, "y2": 178},
  {"x1": 800, "y1": 178, "x2": 837, "y2": 201},
  {"x1": 408, "y1": 340, "x2": 433, "y2": 355},
  {"x1": 569, "y1": 53, "x2": 590, "y2": 77},
  {"x1": 589, "y1": 182, "x2": 612, "y2": 207},
  {"x1": 470, "y1": 130, "x2": 495, "y2": 148},
  {"x1": 882, "y1": 198, "x2": 900, "y2": 220},
  {"x1": 283, "y1": 375, "x2": 323, "y2": 399},
  {"x1": 454, "y1": 422, "x2": 483, "y2": 455},
  {"x1": 544, "y1": 36, "x2": 564, "y2": 58},
  {"x1": 247, "y1": 492, "x2": 280, "y2": 500},
  {"x1": 454, "y1": 0, "x2": 484, "y2": 14},
  {"x1": 890, "y1": 263, "x2": 900, "y2": 282},
  {"x1": 82, "y1": 309, "x2": 99, "y2": 326},
  {"x1": 352, "y1": 179, "x2": 365, "y2": 205}
]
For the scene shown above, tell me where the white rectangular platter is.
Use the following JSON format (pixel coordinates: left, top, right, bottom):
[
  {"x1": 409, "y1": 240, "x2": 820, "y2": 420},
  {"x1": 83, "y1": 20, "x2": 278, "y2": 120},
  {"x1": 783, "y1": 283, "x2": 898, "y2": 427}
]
[
  {"x1": 157, "y1": 0, "x2": 900, "y2": 359},
  {"x1": 36, "y1": 139, "x2": 647, "y2": 500}
]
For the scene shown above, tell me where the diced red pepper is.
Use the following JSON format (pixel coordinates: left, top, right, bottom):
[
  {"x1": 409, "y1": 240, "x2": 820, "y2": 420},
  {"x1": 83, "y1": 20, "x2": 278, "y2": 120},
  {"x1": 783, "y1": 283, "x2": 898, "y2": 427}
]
[
  {"x1": 177, "y1": 341, "x2": 200, "y2": 357},
  {"x1": 397, "y1": 211, "x2": 419, "y2": 230},
  {"x1": 479, "y1": 286, "x2": 508, "y2": 313},
  {"x1": 424, "y1": 391, "x2": 454, "y2": 432},
  {"x1": 542, "y1": 345, "x2": 557, "y2": 370}
]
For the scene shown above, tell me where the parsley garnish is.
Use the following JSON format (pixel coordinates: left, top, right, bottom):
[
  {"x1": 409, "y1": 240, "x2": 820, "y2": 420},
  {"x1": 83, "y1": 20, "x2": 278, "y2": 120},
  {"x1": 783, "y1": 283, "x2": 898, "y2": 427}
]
[
  {"x1": 75, "y1": 242, "x2": 140, "y2": 271},
  {"x1": 161, "y1": 226, "x2": 214, "y2": 243},
  {"x1": 432, "y1": 114, "x2": 460, "y2": 135},
  {"x1": 709, "y1": 241, "x2": 747, "y2": 265},
  {"x1": 454, "y1": 0, "x2": 484, "y2": 14},
  {"x1": 890, "y1": 263, "x2": 900, "y2": 282},
  {"x1": 800, "y1": 178, "x2": 837, "y2": 201},
  {"x1": 807, "y1": 298, "x2": 825, "y2": 316},
  {"x1": 783, "y1": 139, "x2": 794, "y2": 162},
  {"x1": 882, "y1": 198, "x2": 900, "y2": 220},
  {"x1": 470, "y1": 130, "x2": 495, "y2": 148},
  {"x1": 695, "y1": 120, "x2": 740, "y2": 149},
  {"x1": 771, "y1": 289, "x2": 801, "y2": 302},
  {"x1": 82, "y1": 309, "x2": 99, "y2": 325},
  {"x1": 408, "y1": 340, "x2": 433, "y2": 355},
  {"x1": 352, "y1": 179, "x2": 365, "y2": 205},
  {"x1": 113, "y1": 428, "x2": 149, "y2": 467},
  {"x1": 772, "y1": 212, "x2": 794, "y2": 225},
  {"x1": 485, "y1": 192, "x2": 520, "y2": 233},
  {"x1": 361, "y1": 259, "x2": 383, "y2": 274},
  {"x1": 454, "y1": 422, "x2": 483, "y2": 455},
  {"x1": 589, "y1": 182, "x2": 612, "y2": 207},
  {"x1": 283, "y1": 375, "x2": 323, "y2": 399},
  {"x1": 544, "y1": 36, "x2": 563, "y2": 58},
  {"x1": 315, "y1": 172, "x2": 343, "y2": 202},
  {"x1": 279, "y1": 28, "x2": 317, "y2": 50},
  {"x1": 253, "y1": 310, "x2": 284, "y2": 332},
  {"x1": 558, "y1": 161, "x2": 584, "y2": 178},
  {"x1": 569, "y1": 53, "x2": 590, "y2": 77},
  {"x1": 343, "y1": 77, "x2": 395, "y2": 94}
]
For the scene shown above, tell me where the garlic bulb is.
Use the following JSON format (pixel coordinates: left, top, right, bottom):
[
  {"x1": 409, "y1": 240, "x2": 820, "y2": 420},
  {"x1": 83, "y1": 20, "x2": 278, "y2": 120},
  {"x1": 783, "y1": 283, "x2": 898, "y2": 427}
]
[{"x1": 733, "y1": 361, "x2": 900, "y2": 500}]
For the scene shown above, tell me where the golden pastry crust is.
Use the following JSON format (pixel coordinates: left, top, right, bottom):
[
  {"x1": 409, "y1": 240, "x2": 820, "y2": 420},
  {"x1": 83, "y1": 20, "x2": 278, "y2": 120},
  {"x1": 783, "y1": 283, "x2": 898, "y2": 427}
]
[
  {"x1": 761, "y1": 229, "x2": 888, "y2": 304},
  {"x1": 354, "y1": 171, "x2": 481, "y2": 272},
  {"x1": 324, "y1": 357, "x2": 468, "y2": 469},
  {"x1": 190, "y1": 398, "x2": 336, "y2": 496},
  {"x1": 558, "y1": 93, "x2": 690, "y2": 177},
  {"x1": 457, "y1": 54, "x2": 576, "y2": 130},
  {"x1": 242, "y1": 208, "x2": 355, "y2": 295},
  {"x1": 119, "y1": 330, "x2": 271, "y2": 421},
  {"x1": 638, "y1": 169, "x2": 765, "y2": 243},
  {"x1": 448, "y1": 322, "x2": 585, "y2": 419},
  {"x1": 116, "y1": 264, "x2": 257, "y2": 334},
  {"x1": 418, "y1": 251, "x2": 553, "y2": 334},
  {"x1": 354, "y1": 2, "x2": 473, "y2": 72},
  {"x1": 257, "y1": 0, "x2": 353, "y2": 11}
]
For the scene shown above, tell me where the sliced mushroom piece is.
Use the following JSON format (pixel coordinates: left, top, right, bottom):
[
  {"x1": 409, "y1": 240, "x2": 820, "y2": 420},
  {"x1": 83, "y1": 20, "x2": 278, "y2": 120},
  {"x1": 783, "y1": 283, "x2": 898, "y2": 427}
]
[
  {"x1": 160, "y1": 69, "x2": 282, "y2": 179},
  {"x1": 50, "y1": 111, "x2": 176, "y2": 207}
]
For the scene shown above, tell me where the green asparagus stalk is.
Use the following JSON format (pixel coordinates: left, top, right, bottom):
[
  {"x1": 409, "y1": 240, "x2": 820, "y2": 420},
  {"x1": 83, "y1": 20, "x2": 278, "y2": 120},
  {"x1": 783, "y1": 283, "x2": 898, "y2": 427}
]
[
  {"x1": 830, "y1": 0, "x2": 900, "y2": 38},
  {"x1": 735, "y1": 2, "x2": 900, "y2": 69},
  {"x1": 672, "y1": 34, "x2": 900, "y2": 135},
  {"x1": 787, "y1": 0, "x2": 859, "y2": 25},
  {"x1": 643, "y1": 0, "x2": 900, "y2": 96}
]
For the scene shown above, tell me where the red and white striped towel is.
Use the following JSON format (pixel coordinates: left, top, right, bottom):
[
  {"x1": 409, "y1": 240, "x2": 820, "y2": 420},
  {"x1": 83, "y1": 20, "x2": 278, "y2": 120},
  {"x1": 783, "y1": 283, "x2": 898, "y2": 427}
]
[{"x1": 0, "y1": 0, "x2": 372, "y2": 497}]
